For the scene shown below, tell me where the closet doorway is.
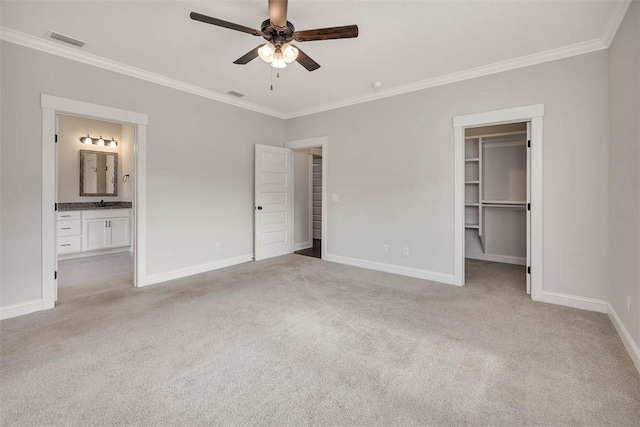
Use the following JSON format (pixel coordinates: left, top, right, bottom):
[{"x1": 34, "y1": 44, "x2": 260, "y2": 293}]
[
  {"x1": 293, "y1": 147, "x2": 323, "y2": 259},
  {"x1": 464, "y1": 122, "x2": 530, "y2": 293}
]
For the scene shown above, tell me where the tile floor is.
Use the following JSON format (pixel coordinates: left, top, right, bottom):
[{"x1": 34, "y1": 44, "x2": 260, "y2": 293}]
[{"x1": 57, "y1": 252, "x2": 134, "y2": 303}]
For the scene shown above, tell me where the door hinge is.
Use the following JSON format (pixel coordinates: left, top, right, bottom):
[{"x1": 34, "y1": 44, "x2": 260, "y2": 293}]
[
  {"x1": 54, "y1": 203, "x2": 58, "y2": 211},
  {"x1": 54, "y1": 271, "x2": 57, "y2": 280},
  {"x1": 55, "y1": 134, "x2": 58, "y2": 143},
  {"x1": 527, "y1": 203, "x2": 531, "y2": 211},
  {"x1": 527, "y1": 266, "x2": 531, "y2": 275},
  {"x1": 527, "y1": 139, "x2": 531, "y2": 148}
]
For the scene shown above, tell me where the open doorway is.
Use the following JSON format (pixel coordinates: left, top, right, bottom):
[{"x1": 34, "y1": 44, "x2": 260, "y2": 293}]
[
  {"x1": 293, "y1": 147, "x2": 322, "y2": 258},
  {"x1": 464, "y1": 122, "x2": 529, "y2": 293},
  {"x1": 55, "y1": 114, "x2": 136, "y2": 302}
]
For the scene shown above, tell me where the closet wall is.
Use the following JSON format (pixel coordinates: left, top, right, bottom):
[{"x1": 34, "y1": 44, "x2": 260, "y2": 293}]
[{"x1": 465, "y1": 123, "x2": 527, "y2": 265}]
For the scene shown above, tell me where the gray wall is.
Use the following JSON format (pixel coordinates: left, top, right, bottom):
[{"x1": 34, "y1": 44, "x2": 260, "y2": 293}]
[
  {"x1": 286, "y1": 50, "x2": 610, "y2": 300},
  {"x1": 609, "y1": 1, "x2": 640, "y2": 349},
  {"x1": 0, "y1": 42, "x2": 285, "y2": 307}
]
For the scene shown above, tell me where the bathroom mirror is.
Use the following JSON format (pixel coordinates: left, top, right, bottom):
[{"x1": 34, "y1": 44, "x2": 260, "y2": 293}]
[{"x1": 80, "y1": 150, "x2": 118, "y2": 196}]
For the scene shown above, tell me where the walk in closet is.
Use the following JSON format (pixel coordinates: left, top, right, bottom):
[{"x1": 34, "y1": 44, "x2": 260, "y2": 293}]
[{"x1": 465, "y1": 123, "x2": 530, "y2": 290}]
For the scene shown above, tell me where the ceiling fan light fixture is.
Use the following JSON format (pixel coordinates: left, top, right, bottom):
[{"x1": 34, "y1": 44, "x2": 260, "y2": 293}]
[
  {"x1": 258, "y1": 42, "x2": 276, "y2": 63},
  {"x1": 282, "y1": 43, "x2": 299, "y2": 63},
  {"x1": 271, "y1": 48, "x2": 287, "y2": 68}
]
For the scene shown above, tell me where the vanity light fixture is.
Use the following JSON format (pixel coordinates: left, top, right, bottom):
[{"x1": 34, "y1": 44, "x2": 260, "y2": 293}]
[{"x1": 79, "y1": 135, "x2": 118, "y2": 148}]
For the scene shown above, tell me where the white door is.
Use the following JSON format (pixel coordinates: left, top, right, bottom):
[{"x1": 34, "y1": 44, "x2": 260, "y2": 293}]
[
  {"x1": 526, "y1": 122, "x2": 532, "y2": 295},
  {"x1": 108, "y1": 217, "x2": 130, "y2": 248},
  {"x1": 84, "y1": 219, "x2": 107, "y2": 251},
  {"x1": 254, "y1": 144, "x2": 294, "y2": 260}
]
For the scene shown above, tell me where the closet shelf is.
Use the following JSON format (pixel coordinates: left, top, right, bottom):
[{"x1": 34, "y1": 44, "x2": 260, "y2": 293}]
[
  {"x1": 465, "y1": 158, "x2": 480, "y2": 162},
  {"x1": 482, "y1": 200, "x2": 526, "y2": 205},
  {"x1": 465, "y1": 203, "x2": 480, "y2": 207},
  {"x1": 465, "y1": 181, "x2": 479, "y2": 184},
  {"x1": 465, "y1": 224, "x2": 480, "y2": 229}
]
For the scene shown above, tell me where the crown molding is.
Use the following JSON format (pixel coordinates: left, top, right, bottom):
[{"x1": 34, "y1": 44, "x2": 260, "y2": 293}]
[
  {"x1": 2, "y1": 26, "x2": 611, "y2": 121},
  {"x1": 283, "y1": 38, "x2": 607, "y2": 119},
  {"x1": 601, "y1": 0, "x2": 632, "y2": 47},
  {"x1": 0, "y1": 27, "x2": 286, "y2": 119}
]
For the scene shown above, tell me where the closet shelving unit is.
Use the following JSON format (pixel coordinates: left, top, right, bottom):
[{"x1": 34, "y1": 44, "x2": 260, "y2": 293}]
[{"x1": 465, "y1": 131, "x2": 527, "y2": 251}]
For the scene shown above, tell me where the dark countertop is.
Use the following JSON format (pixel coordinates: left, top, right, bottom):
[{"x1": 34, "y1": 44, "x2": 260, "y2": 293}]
[{"x1": 58, "y1": 202, "x2": 132, "y2": 211}]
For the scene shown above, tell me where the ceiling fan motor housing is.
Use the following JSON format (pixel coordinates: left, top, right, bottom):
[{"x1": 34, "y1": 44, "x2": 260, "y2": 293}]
[{"x1": 261, "y1": 19, "x2": 295, "y2": 46}]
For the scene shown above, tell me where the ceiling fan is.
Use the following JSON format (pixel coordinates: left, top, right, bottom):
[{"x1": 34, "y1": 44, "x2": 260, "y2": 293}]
[{"x1": 190, "y1": 0, "x2": 359, "y2": 72}]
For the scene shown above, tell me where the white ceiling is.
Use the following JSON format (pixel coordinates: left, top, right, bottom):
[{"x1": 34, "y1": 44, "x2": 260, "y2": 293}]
[{"x1": 0, "y1": 1, "x2": 629, "y2": 117}]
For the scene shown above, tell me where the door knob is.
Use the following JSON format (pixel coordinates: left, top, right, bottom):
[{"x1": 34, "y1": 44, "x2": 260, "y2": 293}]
[{"x1": 256, "y1": 206, "x2": 263, "y2": 210}]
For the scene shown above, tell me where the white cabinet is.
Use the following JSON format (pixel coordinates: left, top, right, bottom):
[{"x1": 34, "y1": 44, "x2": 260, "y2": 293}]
[
  {"x1": 56, "y1": 209, "x2": 131, "y2": 257},
  {"x1": 109, "y1": 217, "x2": 130, "y2": 248},
  {"x1": 57, "y1": 211, "x2": 82, "y2": 254},
  {"x1": 82, "y1": 209, "x2": 131, "y2": 252}
]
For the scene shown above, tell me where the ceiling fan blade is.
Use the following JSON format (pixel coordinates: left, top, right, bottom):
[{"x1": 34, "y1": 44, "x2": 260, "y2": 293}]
[
  {"x1": 293, "y1": 25, "x2": 359, "y2": 42},
  {"x1": 233, "y1": 46, "x2": 262, "y2": 65},
  {"x1": 268, "y1": 0, "x2": 288, "y2": 28},
  {"x1": 190, "y1": 12, "x2": 262, "y2": 36},
  {"x1": 293, "y1": 45, "x2": 320, "y2": 71}
]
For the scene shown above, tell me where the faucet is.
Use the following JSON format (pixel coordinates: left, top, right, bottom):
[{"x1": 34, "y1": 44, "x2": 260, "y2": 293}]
[{"x1": 98, "y1": 199, "x2": 106, "y2": 207}]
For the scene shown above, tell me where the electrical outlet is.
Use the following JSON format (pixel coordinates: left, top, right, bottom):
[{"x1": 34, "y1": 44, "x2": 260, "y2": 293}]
[
  {"x1": 382, "y1": 244, "x2": 389, "y2": 253},
  {"x1": 214, "y1": 242, "x2": 221, "y2": 251},
  {"x1": 403, "y1": 247, "x2": 409, "y2": 256},
  {"x1": 627, "y1": 295, "x2": 631, "y2": 315}
]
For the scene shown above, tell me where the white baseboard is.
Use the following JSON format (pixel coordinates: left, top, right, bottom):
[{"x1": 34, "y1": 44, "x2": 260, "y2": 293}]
[
  {"x1": 0, "y1": 299, "x2": 44, "y2": 320},
  {"x1": 466, "y1": 253, "x2": 526, "y2": 266},
  {"x1": 541, "y1": 291, "x2": 608, "y2": 313},
  {"x1": 144, "y1": 254, "x2": 253, "y2": 287},
  {"x1": 608, "y1": 303, "x2": 640, "y2": 375},
  {"x1": 324, "y1": 253, "x2": 458, "y2": 286},
  {"x1": 294, "y1": 241, "x2": 312, "y2": 251},
  {"x1": 58, "y1": 246, "x2": 131, "y2": 261}
]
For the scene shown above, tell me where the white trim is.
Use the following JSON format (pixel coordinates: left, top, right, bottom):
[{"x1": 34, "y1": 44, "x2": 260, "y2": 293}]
[
  {"x1": 541, "y1": 291, "x2": 608, "y2": 314},
  {"x1": 2, "y1": 27, "x2": 284, "y2": 120},
  {"x1": 465, "y1": 254, "x2": 526, "y2": 266},
  {"x1": 308, "y1": 154, "x2": 313, "y2": 248},
  {"x1": 42, "y1": 108, "x2": 56, "y2": 309},
  {"x1": 1, "y1": 27, "x2": 606, "y2": 121},
  {"x1": 41, "y1": 95, "x2": 148, "y2": 313},
  {"x1": 601, "y1": 0, "x2": 633, "y2": 47},
  {"x1": 42, "y1": 94, "x2": 148, "y2": 125},
  {"x1": 0, "y1": 300, "x2": 45, "y2": 320},
  {"x1": 285, "y1": 41, "x2": 600, "y2": 119},
  {"x1": 284, "y1": 136, "x2": 328, "y2": 260},
  {"x1": 294, "y1": 241, "x2": 313, "y2": 251},
  {"x1": 58, "y1": 247, "x2": 131, "y2": 261},
  {"x1": 324, "y1": 253, "x2": 458, "y2": 286},
  {"x1": 452, "y1": 104, "x2": 544, "y2": 300},
  {"x1": 145, "y1": 254, "x2": 253, "y2": 286},
  {"x1": 453, "y1": 104, "x2": 545, "y2": 128},
  {"x1": 608, "y1": 303, "x2": 640, "y2": 374}
]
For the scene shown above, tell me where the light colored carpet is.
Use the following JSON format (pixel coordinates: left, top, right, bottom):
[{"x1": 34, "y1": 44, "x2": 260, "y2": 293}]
[{"x1": 1, "y1": 256, "x2": 639, "y2": 426}]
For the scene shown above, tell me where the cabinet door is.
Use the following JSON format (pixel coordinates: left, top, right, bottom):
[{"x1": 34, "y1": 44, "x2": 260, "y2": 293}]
[
  {"x1": 84, "y1": 219, "x2": 107, "y2": 251},
  {"x1": 108, "y1": 217, "x2": 130, "y2": 248}
]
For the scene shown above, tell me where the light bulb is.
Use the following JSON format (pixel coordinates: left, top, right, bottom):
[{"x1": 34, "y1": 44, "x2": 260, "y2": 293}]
[
  {"x1": 83, "y1": 135, "x2": 93, "y2": 145},
  {"x1": 271, "y1": 49, "x2": 287, "y2": 68},
  {"x1": 258, "y1": 42, "x2": 275, "y2": 63},
  {"x1": 109, "y1": 138, "x2": 117, "y2": 148},
  {"x1": 282, "y1": 43, "x2": 298, "y2": 63},
  {"x1": 97, "y1": 136, "x2": 105, "y2": 146}
]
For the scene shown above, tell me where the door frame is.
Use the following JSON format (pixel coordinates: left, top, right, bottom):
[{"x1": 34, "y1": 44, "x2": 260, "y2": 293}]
[
  {"x1": 41, "y1": 94, "x2": 148, "y2": 310},
  {"x1": 452, "y1": 104, "x2": 544, "y2": 301},
  {"x1": 285, "y1": 136, "x2": 328, "y2": 260}
]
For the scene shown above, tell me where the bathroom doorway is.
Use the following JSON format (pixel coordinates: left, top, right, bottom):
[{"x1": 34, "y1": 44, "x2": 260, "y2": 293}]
[{"x1": 55, "y1": 114, "x2": 136, "y2": 302}]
